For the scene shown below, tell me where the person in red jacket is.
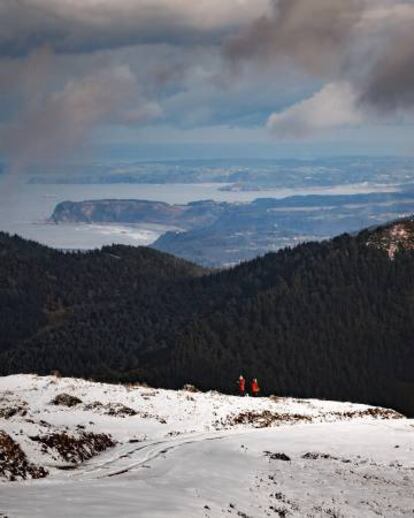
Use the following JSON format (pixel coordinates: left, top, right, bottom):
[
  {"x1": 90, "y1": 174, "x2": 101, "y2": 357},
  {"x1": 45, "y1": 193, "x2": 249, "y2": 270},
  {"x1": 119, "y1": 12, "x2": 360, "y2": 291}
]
[
  {"x1": 251, "y1": 378, "x2": 260, "y2": 397},
  {"x1": 237, "y1": 375, "x2": 246, "y2": 396}
]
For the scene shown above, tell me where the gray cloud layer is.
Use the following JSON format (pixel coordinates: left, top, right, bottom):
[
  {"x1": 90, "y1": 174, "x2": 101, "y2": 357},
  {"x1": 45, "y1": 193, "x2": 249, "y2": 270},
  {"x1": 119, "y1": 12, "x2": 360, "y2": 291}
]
[
  {"x1": 226, "y1": 0, "x2": 363, "y2": 77},
  {"x1": 359, "y1": 14, "x2": 414, "y2": 111},
  {"x1": 0, "y1": 48, "x2": 161, "y2": 171},
  {"x1": 0, "y1": 0, "x2": 272, "y2": 56},
  {"x1": 1, "y1": 0, "x2": 414, "y2": 163}
]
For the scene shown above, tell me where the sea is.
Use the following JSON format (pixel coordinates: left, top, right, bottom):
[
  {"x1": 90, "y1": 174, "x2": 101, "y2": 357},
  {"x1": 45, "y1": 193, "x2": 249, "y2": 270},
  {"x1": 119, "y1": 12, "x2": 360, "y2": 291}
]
[{"x1": 0, "y1": 176, "x2": 398, "y2": 250}]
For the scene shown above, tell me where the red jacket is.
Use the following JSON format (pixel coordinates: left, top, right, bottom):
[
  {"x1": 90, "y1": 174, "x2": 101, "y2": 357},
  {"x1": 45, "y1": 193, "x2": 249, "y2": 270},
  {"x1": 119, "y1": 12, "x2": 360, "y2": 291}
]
[
  {"x1": 237, "y1": 378, "x2": 246, "y2": 392},
  {"x1": 251, "y1": 380, "x2": 260, "y2": 394}
]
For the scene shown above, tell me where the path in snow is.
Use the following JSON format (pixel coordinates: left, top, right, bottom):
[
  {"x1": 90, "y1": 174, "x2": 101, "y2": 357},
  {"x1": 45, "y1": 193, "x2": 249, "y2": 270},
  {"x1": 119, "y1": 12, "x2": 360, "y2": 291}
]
[
  {"x1": 1, "y1": 421, "x2": 414, "y2": 518},
  {"x1": 0, "y1": 375, "x2": 413, "y2": 517}
]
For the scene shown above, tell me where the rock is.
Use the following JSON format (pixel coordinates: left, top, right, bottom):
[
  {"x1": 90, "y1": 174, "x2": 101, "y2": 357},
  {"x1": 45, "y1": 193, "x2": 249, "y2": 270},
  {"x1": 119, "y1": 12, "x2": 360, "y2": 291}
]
[
  {"x1": 51, "y1": 393, "x2": 82, "y2": 408},
  {"x1": 264, "y1": 451, "x2": 291, "y2": 462},
  {"x1": 302, "y1": 452, "x2": 335, "y2": 460}
]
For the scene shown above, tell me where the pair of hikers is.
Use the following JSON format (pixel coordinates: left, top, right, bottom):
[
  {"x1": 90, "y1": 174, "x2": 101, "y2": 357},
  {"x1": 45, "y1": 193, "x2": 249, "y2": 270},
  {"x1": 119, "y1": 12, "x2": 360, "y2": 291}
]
[{"x1": 237, "y1": 375, "x2": 260, "y2": 397}]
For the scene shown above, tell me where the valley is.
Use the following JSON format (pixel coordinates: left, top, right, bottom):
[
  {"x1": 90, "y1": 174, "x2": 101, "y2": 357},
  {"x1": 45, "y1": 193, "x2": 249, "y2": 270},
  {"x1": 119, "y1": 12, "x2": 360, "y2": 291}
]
[{"x1": 1, "y1": 218, "x2": 414, "y2": 415}]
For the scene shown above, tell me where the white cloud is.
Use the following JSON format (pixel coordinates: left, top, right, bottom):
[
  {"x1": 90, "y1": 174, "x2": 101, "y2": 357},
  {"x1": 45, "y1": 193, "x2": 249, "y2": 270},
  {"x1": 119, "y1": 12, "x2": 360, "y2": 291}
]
[{"x1": 267, "y1": 82, "x2": 364, "y2": 137}]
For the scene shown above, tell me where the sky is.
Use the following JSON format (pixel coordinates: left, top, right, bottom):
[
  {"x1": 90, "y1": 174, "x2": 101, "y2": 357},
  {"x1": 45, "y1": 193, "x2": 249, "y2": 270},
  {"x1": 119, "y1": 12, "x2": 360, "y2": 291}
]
[{"x1": 1, "y1": 0, "x2": 414, "y2": 166}]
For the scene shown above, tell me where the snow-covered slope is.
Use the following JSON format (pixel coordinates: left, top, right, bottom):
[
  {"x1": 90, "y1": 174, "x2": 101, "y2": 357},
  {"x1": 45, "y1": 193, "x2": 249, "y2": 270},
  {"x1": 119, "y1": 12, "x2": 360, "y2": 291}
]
[{"x1": 1, "y1": 374, "x2": 413, "y2": 517}]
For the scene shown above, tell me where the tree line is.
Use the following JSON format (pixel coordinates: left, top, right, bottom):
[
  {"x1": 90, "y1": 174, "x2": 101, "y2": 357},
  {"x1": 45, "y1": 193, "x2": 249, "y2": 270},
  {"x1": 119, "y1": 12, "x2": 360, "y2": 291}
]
[{"x1": 0, "y1": 228, "x2": 413, "y2": 413}]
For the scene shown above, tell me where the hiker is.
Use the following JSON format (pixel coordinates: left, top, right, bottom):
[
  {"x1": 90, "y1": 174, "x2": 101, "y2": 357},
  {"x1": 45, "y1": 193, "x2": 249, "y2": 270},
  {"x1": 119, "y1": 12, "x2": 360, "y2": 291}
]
[
  {"x1": 251, "y1": 378, "x2": 260, "y2": 397},
  {"x1": 237, "y1": 375, "x2": 246, "y2": 396}
]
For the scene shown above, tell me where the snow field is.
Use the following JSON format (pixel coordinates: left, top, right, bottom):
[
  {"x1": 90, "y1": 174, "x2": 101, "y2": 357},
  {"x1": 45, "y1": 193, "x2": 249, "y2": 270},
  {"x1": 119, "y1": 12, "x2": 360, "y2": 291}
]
[{"x1": 0, "y1": 374, "x2": 413, "y2": 517}]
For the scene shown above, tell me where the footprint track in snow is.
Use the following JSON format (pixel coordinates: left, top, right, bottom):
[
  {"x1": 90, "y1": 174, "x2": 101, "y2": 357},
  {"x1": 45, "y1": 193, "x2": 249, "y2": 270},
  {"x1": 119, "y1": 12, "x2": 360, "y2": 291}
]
[{"x1": 68, "y1": 432, "x2": 230, "y2": 481}]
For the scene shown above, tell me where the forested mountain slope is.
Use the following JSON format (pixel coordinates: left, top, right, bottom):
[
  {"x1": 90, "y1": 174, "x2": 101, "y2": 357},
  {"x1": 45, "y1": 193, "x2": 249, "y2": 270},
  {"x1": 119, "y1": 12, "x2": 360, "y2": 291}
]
[
  {"x1": 1, "y1": 220, "x2": 413, "y2": 413},
  {"x1": 0, "y1": 233, "x2": 206, "y2": 374}
]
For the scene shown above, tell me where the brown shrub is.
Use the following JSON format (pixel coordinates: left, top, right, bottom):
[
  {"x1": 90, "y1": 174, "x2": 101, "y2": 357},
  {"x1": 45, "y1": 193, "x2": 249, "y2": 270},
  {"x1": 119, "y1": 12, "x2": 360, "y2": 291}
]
[
  {"x1": 219, "y1": 410, "x2": 312, "y2": 429},
  {"x1": 0, "y1": 403, "x2": 28, "y2": 419},
  {"x1": 330, "y1": 407, "x2": 403, "y2": 420},
  {"x1": 83, "y1": 401, "x2": 137, "y2": 417},
  {"x1": 182, "y1": 384, "x2": 199, "y2": 393},
  {"x1": 30, "y1": 432, "x2": 116, "y2": 464},
  {"x1": 0, "y1": 431, "x2": 48, "y2": 481}
]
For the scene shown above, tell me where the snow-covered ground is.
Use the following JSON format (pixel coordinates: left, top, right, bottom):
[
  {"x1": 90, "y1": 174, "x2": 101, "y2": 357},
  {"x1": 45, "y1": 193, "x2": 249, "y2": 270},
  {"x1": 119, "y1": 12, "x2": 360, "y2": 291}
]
[{"x1": 0, "y1": 374, "x2": 413, "y2": 517}]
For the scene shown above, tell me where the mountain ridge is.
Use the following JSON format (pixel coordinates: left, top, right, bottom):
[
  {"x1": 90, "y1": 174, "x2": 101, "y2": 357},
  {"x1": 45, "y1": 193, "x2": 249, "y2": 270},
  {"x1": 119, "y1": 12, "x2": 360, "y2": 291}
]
[{"x1": 1, "y1": 217, "x2": 414, "y2": 414}]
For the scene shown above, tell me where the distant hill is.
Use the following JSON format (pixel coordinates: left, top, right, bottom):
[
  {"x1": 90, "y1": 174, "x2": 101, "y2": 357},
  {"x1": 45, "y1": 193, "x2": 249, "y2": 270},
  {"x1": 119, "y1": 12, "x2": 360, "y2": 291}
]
[
  {"x1": 49, "y1": 192, "x2": 414, "y2": 266},
  {"x1": 1, "y1": 219, "x2": 413, "y2": 414},
  {"x1": 50, "y1": 199, "x2": 226, "y2": 229}
]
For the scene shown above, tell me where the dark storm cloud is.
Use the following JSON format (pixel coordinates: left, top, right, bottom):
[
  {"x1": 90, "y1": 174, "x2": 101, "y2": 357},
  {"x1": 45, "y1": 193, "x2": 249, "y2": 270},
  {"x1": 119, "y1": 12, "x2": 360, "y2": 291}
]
[
  {"x1": 0, "y1": 0, "x2": 271, "y2": 56},
  {"x1": 225, "y1": 0, "x2": 364, "y2": 77},
  {"x1": 359, "y1": 17, "x2": 414, "y2": 112}
]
